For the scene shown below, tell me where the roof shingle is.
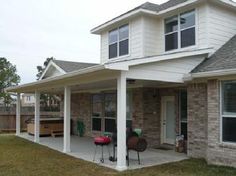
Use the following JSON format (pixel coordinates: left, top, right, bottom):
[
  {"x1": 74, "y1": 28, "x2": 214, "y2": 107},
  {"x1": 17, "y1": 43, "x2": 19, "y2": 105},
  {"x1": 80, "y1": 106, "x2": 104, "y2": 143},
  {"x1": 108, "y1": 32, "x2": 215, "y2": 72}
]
[
  {"x1": 192, "y1": 34, "x2": 236, "y2": 73},
  {"x1": 53, "y1": 60, "x2": 98, "y2": 73}
]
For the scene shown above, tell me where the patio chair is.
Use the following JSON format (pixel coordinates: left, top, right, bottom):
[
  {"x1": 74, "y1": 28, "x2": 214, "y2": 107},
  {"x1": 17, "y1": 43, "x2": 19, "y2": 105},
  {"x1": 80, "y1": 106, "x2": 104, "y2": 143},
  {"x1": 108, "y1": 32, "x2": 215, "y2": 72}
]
[{"x1": 127, "y1": 136, "x2": 147, "y2": 166}]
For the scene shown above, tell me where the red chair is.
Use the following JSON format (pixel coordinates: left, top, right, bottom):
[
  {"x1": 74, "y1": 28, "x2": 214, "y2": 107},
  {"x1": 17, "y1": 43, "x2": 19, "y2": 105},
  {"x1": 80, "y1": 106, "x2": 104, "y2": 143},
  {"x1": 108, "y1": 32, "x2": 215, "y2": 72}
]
[{"x1": 93, "y1": 136, "x2": 111, "y2": 163}]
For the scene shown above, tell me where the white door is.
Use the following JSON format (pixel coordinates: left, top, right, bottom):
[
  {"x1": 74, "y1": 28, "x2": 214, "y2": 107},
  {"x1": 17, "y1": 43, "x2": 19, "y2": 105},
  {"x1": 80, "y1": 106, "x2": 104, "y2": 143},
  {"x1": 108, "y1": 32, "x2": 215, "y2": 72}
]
[{"x1": 161, "y1": 96, "x2": 176, "y2": 145}]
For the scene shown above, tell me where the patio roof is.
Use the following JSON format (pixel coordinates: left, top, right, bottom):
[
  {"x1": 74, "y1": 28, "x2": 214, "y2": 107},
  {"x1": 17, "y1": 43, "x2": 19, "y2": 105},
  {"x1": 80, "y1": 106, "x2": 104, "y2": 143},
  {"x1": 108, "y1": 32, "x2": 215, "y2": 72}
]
[{"x1": 6, "y1": 65, "x2": 118, "y2": 93}]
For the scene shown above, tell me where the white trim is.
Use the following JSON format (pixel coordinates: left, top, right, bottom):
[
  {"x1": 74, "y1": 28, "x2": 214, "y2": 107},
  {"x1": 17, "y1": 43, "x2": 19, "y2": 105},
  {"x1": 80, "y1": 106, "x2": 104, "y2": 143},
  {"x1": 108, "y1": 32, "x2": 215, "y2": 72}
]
[
  {"x1": 105, "y1": 48, "x2": 212, "y2": 70},
  {"x1": 91, "y1": 9, "x2": 157, "y2": 34},
  {"x1": 91, "y1": 0, "x2": 236, "y2": 35},
  {"x1": 63, "y1": 86, "x2": 71, "y2": 153},
  {"x1": 6, "y1": 65, "x2": 105, "y2": 93},
  {"x1": 34, "y1": 91, "x2": 40, "y2": 143},
  {"x1": 116, "y1": 71, "x2": 127, "y2": 171},
  {"x1": 161, "y1": 96, "x2": 176, "y2": 145},
  {"x1": 39, "y1": 60, "x2": 66, "y2": 80},
  {"x1": 187, "y1": 68, "x2": 236, "y2": 80}
]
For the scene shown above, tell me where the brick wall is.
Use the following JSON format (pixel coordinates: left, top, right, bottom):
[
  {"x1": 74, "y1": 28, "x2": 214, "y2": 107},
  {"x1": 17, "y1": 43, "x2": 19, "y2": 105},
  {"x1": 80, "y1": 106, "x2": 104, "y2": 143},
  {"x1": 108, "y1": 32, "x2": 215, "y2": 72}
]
[
  {"x1": 67, "y1": 87, "x2": 182, "y2": 148},
  {"x1": 187, "y1": 83, "x2": 208, "y2": 158},
  {"x1": 206, "y1": 79, "x2": 236, "y2": 167},
  {"x1": 142, "y1": 88, "x2": 160, "y2": 148},
  {"x1": 132, "y1": 87, "x2": 181, "y2": 148}
]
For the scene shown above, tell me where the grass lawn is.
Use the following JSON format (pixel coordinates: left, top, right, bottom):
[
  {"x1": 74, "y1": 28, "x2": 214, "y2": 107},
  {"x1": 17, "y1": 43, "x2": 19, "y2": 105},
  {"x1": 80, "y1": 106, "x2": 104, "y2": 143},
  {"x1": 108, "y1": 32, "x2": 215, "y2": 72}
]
[{"x1": 0, "y1": 135, "x2": 236, "y2": 176}]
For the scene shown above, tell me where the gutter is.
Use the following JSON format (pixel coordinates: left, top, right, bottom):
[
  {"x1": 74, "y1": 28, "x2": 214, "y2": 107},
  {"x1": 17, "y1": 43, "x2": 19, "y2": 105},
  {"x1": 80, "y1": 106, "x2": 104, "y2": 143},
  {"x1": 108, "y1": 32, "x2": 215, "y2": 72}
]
[{"x1": 184, "y1": 68, "x2": 236, "y2": 81}]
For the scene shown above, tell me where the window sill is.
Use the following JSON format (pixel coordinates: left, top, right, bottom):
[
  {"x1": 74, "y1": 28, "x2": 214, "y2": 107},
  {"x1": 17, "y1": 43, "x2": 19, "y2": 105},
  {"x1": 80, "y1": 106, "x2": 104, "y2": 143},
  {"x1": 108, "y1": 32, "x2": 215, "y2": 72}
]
[
  {"x1": 219, "y1": 142, "x2": 236, "y2": 149},
  {"x1": 164, "y1": 45, "x2": 198, "y2": 55},
  {"x1": 108, "y1": 54, "x2": 130, "y2": 62}
]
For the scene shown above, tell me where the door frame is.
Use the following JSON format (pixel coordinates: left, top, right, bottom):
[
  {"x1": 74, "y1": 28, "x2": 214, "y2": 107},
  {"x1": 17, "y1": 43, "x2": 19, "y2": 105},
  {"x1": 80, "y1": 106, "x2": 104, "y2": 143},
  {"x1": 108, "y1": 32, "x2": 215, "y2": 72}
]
[{"x1": 161, "y1": 96, "x2": 176, "y2": 145}]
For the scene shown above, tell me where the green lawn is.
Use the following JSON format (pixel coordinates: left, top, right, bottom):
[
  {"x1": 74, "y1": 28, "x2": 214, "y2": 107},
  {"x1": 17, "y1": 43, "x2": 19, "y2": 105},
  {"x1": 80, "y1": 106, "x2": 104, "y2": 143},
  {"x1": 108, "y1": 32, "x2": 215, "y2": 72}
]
[{"x1": 0, "y1": 135, "x2": 236, "y2": 176}]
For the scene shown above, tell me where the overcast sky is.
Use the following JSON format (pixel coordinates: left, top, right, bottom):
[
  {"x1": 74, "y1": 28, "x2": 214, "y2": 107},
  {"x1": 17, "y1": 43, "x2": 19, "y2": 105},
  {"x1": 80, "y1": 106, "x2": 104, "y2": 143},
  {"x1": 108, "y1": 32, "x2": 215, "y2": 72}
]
[{"x1": 0, "y1": 0, "x2": 168, "y2": 84}]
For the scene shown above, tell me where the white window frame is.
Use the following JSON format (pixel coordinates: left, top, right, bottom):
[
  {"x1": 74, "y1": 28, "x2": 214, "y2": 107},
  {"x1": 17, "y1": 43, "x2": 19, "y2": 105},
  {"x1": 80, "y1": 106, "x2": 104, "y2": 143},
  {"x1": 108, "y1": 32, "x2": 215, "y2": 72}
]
[
  {"x1": 164, "y1": 9, "x2": 197, "y2": 52},
  {"x1": 220, "y1": 80, "x2": 236, "y2": 144},
  {"x1": 108, "y1": 24, "x2": 129, "y2": 59}
]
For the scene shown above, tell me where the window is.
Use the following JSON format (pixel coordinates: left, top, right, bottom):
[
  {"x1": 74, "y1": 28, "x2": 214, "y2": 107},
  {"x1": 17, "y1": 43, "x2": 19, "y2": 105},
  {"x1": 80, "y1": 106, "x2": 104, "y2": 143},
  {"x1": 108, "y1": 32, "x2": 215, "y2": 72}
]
[
  {"x1": 179, "y1": 90, "x2": 188, "y2": 140},
  {"x1": 92, "y1": 94, "x2": 103, "y2": 131},
  {"x1": 26, "y1": 96, "x2": 31, "y2": 101},
  {"x1": 222, "y1": 81, "x2": 236, "y2": 143},
  {"x1": 126, "y1": 91, "x2": 133, "y2": 128},
  {"x1": 104, "y1": 93, "x2": 116, "y2": 133},
  {"x1": 165, "y1": 10, "x2": 195, "y2": 51},
  {"x1": 109, "y1": 24, "x2": 129, "y2": 59}
]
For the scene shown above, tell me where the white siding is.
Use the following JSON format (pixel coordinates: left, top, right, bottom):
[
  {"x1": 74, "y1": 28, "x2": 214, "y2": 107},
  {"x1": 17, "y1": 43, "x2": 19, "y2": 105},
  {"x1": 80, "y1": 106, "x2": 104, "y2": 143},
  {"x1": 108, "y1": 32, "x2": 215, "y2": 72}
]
[
  {"x1": 100, "y1": 32, "x2": 108, "y2": 64},
  {"x1": 99, "y1": 2, "x2": 236, "y2": 64},
  {"x1": 143, "y1": 16, "x2": 160, "y2": 57},
  {"x1": 208, "y1": 3, "x2": 236, "y2": 52},
  {"x1": 43, "y1": 66, "x2": 63, "y2": 79},
  {"x1": 100, "y1": 17, "x2": 143, "y2": 64},
  {"x1": 197, "y1": 3, "x2": 208, "y2": 49},
  {"x1": 130, "y1": 17, "x2": 143, "y2": 58},
  {"x1": 128, "y1": 56, "x2": 205, "y2": 83}
]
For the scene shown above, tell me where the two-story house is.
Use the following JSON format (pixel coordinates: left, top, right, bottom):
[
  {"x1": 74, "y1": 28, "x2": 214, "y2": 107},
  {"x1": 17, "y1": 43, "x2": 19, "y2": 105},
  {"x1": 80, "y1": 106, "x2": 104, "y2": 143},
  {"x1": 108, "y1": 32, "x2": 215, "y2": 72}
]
[{"x1": 7, "y1": 0, "x2": 236, "y2": 170}]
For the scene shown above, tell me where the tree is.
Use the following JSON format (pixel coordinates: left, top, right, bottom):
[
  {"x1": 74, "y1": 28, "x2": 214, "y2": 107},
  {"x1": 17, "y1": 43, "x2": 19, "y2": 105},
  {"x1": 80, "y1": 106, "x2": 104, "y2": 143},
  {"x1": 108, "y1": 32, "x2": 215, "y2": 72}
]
[
  {"x1": 0, "y1": 58, "x2": 20, "y2": 105},
  {"x1": 36, "y1": 57, "x2": 54, "y2": 80},
  {"x1": 36, "y1": 57, "x2": 60, "y2": 111}
]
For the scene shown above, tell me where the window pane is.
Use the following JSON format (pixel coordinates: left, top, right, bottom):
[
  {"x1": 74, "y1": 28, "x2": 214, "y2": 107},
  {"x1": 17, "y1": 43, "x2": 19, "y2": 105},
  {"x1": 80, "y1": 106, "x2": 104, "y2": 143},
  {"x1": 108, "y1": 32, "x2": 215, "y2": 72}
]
[
  {"x1": 180, "y1": 90, "x2": 187, "y2": 122},
  {"x1": 119, "y1": 25, "x2": 129, "y2": 40},
  {"x1": 223, "y1": 117, "x2": 236, "y2": 142},
  {"x1": 92, "y1": 94, "x2": 103, "y2": 117},
  {"x1": 165, "y1": 16, "x2": 178, "y2": 33},
  {"x1": 165, "y1": 32, "x2": 178, "y2": 51},
  {"x1": 105, "y1": 119, "x2": 116, "y2": 133},
  {"x1": 181, "y1": 122, "x2": 188, "y2": 140},
  {"x1": 180, "y1": 10, "x2": 195, "y2": 29},
  {"x1": 109, "y1": 43, "x2": 117, "y2": 59},
  {"x1": 127, "y1": 91, "x2": 132, "y2": 120},
  {"x1": 119, "y1": 39, "x2": 129, "y2": 56},
  {"x1": 109, "y1": 29, "x2": 118, "y2": 44},
  {"x1": 92, "y1": 118, "x2": 101, "y2": 131},
  {"x1": 126, "y1": 120, "x2": 132, "y2": 129},
  {"x1": 181, "y1": 28, "x2": 195, "y2": 48},
  {"x1": 105, "y1": 93, "x2": 116, "y2": 117},
  {"x1": 223, "y1": 82, "x2": 236, "y2": 115}
]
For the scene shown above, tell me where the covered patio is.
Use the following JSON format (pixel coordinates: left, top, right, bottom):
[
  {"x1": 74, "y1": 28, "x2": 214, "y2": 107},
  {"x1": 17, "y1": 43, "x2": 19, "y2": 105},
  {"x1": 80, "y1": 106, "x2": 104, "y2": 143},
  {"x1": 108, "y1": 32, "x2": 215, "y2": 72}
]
[
  {"x1": 6, "y1": 60, "x2": 194, "y2": 170},
  {"x1": 19, "y1": 133, "x2": 188, "y2": 170}
]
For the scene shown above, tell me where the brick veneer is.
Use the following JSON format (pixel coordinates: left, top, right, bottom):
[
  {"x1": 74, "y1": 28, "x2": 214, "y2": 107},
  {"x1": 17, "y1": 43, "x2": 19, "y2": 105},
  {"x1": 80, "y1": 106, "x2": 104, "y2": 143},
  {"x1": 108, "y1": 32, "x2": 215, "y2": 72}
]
[
  {"x1": 206, "y1": 79, "x2": 236, "y2": 167},
  {"x1": 61, "y1": 87, "x2": 183, "y2": 148},
  {"x1": 187, "y1": 83, "x2": 208, "y2": 158}
]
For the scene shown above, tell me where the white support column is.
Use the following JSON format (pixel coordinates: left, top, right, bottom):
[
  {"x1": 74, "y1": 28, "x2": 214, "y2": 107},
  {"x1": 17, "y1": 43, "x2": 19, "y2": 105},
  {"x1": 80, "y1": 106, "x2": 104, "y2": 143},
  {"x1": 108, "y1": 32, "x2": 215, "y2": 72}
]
[
  {"x1": 63, "y1": 86, "x2": 71, "y2": 153},
  {"x1": 16, "y1": 93, "x2": 21, "y2": 136},
  {"x1": 34, "y1": 91, "x2": 40, "y2": 143},
  {"x1": 116, "y1": 71, "x2": 127, "y2": 171}
]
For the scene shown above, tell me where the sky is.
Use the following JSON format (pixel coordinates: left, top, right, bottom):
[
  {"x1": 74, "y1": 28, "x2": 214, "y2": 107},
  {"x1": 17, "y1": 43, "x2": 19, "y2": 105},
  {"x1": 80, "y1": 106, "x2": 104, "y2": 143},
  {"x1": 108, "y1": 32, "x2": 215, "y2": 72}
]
[{"x1": 0, "y1": 0, "x2": 168, "y2": 84}]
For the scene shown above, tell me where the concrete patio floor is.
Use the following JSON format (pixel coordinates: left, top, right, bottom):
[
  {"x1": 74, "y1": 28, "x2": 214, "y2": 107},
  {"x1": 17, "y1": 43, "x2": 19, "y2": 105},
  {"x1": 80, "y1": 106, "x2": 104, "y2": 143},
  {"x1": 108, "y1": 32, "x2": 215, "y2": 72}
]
[{"x1": 19, "y1": 133, "x2": 188, "y2": 170}]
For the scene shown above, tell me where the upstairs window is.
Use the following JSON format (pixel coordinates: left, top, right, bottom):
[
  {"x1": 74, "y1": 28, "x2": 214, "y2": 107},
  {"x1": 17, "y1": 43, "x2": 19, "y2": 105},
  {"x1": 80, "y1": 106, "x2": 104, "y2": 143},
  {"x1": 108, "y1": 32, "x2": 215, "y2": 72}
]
[
  {"x1": 165, "y1": 10, "x2": 195, "y2": 51},
  {"x1": 109, "y1": 24, "x2": 129, "y2": 59}
]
